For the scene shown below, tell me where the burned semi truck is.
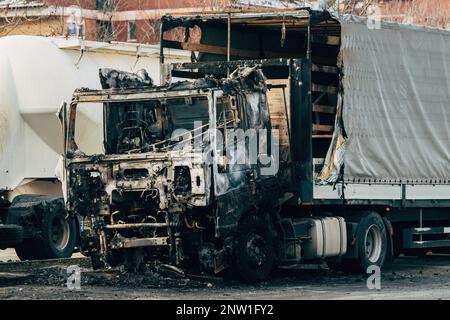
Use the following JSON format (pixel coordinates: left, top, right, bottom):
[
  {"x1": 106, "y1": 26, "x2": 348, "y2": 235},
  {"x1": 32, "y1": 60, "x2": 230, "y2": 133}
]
[{"x1": 62, "y1": 9, "x2": 450, "y2": 282}]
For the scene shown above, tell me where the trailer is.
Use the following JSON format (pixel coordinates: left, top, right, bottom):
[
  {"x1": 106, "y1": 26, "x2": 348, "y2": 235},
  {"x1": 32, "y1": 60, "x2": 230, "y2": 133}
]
[
  {"x1": 160, "y1": 8, "x2": 450, "y2": 265},
  {"x1": 60, "y1": 8, "x2": 450, "y2": 282},
  {"x1": 0, "y1": 35, "x2": 188, "y2": 260}
]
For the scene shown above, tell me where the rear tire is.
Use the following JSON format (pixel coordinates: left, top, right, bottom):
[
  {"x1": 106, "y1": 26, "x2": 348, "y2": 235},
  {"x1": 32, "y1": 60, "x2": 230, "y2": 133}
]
[
  {"x1": 352, "y1": 212, "x2": 387, "y2": 273},
  {"x1": 232, "y1": 214, "x2": 275, "y2": 283}
]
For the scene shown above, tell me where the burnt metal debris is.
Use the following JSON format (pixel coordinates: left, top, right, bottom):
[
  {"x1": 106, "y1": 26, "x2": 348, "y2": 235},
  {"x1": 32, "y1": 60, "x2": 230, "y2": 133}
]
[{"x1": 99, "y1": 68, "x2": 154, "y2": 89}]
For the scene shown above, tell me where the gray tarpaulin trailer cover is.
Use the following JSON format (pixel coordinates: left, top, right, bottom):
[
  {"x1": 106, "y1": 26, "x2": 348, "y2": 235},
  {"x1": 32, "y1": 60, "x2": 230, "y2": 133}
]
[{"x1": 320, "y1": 15, "x2": 450, "y2": 185}]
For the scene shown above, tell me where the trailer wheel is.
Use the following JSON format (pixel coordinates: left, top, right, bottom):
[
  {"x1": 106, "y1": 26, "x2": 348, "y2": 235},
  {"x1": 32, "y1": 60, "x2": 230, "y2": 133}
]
[
  {"x1": 353, "y1": 212, "x2": 387, "y2": 272},
  {"x1": 232, "y1": 214, "x2": 275, "y2": 283},
  {"x1": 40, "y1": 202, "x2": 77, "y2": 259},
  {"x1": 14, "y1": 197, "x2": 76, "y2": 260}
]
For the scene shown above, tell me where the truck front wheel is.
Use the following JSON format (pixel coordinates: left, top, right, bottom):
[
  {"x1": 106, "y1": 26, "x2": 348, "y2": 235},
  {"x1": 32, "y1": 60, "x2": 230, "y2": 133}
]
[{"x1": 232, "y1": 214, "x2": 275, "y2": 283}]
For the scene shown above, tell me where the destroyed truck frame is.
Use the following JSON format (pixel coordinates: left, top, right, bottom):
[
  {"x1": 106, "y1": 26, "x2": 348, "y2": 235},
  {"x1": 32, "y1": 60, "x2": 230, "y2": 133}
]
[{"x1": 62, "y1": 68, "x2": 289, "y2": 280}]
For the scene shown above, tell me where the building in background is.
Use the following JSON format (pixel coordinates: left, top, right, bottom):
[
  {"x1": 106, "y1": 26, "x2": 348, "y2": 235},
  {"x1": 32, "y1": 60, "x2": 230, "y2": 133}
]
[
  {"x1": 338, "y1": 0, "x2": 449, "y2": 29},
  {"x1": 0, "y1": 0, "x2": 448, "y2": 44},
  {"x1": 0, "y1": 0, "x2": 230, "y2": 43}
]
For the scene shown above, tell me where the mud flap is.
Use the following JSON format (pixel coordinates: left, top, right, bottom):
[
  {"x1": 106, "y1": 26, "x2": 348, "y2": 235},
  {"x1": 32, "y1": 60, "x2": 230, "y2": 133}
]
[
  {"x1": 382, "y1": 217, "x2": 394, "y2": 262},
  {"x1": 343, "y1": 222, "x2": 359, "y2": 259}
]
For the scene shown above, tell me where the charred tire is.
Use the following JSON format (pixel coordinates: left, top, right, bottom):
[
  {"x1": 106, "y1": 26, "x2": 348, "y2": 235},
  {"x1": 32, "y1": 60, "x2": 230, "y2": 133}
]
[
  {"x1": 352, "y1": 212, "x2": 387, "y2": 273},
  {"x1": 0, "y1": 224, "x2": 24, "y2": 249},
  {"x1": 14, "y1": 198, "x2": 76, "y2": 260},
  {"x1": 232, "y1": 214, "x2": 274, "y2": 283}
]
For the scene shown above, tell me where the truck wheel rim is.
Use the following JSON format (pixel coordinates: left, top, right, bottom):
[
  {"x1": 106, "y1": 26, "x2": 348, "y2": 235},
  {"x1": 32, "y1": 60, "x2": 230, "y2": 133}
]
[
  {"x1": 51, "y1": 216, "x2": 70, "y2": 251},
  {"x1": 365, "y1": 224, "x2": 382, "y2": 263}
]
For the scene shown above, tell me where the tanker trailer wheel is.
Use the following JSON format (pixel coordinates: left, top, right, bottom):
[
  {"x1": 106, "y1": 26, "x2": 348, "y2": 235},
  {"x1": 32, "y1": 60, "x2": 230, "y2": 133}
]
[
  {"x1": 232, "y1": 214, "x2": 275, "y2": 283},
  {"x1": 14, "y1": 196, "x2": 76, "y2": 260},
  {"x1": 353, "y1": 212, "x2": 387, "y2": 273}
]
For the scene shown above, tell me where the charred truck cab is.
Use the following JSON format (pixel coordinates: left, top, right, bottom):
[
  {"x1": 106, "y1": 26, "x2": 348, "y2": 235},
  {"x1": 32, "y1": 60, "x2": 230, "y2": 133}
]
[{"x1": 63, "y1": 68, "x2": 298, "y2": 280}]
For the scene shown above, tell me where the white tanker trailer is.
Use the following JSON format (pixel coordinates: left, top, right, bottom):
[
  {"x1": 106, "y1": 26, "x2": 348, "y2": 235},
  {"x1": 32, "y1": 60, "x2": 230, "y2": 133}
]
[{"x1": 0, "y1": 35, "x2": 188, "y2": 260}]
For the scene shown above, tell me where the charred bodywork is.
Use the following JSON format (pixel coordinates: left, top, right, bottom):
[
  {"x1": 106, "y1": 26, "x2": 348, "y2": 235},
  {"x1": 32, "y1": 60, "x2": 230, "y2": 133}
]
[{"x1": 63, "y1": 67, "x2": 282, "y2": 273}]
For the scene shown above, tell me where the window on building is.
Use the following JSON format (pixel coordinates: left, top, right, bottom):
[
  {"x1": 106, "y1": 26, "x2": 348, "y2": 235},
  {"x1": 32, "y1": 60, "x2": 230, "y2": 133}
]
[
  {"x1": 67, "y1": 21, "x2": 77, "y2": 36},
  {"x1": 128, "y1": 21, "x2": 137, "y2": 41},
  {"x1": 96, "y1": 0, "x2": 113, "y2": 10},
  {"x1": 67, "y1": 20, "x2": 85, "y2": 38},
  {"x1": 97, "y1": 20, "x2": 113, "y2": 41}
]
